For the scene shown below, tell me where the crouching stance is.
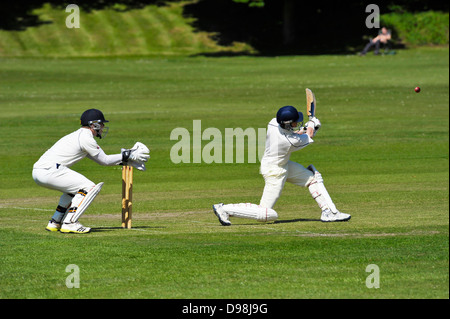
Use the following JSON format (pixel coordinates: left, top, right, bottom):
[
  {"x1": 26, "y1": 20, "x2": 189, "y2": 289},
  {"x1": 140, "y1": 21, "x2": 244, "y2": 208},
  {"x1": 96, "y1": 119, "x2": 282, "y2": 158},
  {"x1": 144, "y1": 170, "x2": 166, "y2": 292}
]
[
  {"x1": 213, "y1": 105, "x2": 350, "y2": 226},
  {"x1": 32, "y1": 109, "x2": 150, "y2": 233}
]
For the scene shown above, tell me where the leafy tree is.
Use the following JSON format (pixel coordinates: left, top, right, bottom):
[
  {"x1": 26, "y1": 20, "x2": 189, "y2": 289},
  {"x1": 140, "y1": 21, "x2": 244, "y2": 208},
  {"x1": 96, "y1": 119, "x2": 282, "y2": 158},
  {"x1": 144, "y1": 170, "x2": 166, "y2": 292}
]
[
  {"x1": 232, "y1": 0, "x2": 265, "y2": 8},
  {"x1": 233, "y1": 0, "x2": 296, "y2": 45},
  {"x1": 232, "y1": 0, "x2": 449, "y2": 47}
]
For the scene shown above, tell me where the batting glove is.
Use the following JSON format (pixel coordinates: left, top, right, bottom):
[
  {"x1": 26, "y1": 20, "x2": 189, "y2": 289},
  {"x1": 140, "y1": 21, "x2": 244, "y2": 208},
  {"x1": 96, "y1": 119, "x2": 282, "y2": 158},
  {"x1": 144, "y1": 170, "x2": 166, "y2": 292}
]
[{"x1": 306, "y1": 117, "x2": 321, "y2": 130}]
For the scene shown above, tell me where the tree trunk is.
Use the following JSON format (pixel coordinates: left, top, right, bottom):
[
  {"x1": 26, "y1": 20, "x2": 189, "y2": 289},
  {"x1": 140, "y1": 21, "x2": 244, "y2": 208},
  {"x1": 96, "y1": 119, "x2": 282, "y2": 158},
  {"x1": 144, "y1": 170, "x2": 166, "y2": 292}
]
[{"x1": 283, "y1": 0, "x2": 297, "y2": 46}]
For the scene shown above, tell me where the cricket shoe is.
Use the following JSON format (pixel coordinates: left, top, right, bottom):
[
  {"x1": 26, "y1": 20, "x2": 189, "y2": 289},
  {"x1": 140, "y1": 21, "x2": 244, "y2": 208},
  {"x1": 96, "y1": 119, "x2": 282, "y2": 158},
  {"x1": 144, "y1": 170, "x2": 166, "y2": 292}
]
[
  {"x1": 45, "y1": 219, "x2": 61, "y2": 232},
  {"x1": 213, "y1": 203, "x2": 231, "y2": 226},
  {"x1": 320, "y1": 209, "x2": 351, "y2": 222},
  {"x1": 60, "y1": 222, "x2": 91, "y2": 234}
]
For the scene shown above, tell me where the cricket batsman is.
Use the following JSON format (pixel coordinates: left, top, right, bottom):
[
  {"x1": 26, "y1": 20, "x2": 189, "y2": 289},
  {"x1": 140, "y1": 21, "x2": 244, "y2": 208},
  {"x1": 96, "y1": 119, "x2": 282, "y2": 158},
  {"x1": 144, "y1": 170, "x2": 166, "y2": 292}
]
[
  {"x1": 32, "y1": 109, "x2": 150, "y2": 233},
  {"x1": 213, "y1": 103, "x2": 351, "y2": 225}
]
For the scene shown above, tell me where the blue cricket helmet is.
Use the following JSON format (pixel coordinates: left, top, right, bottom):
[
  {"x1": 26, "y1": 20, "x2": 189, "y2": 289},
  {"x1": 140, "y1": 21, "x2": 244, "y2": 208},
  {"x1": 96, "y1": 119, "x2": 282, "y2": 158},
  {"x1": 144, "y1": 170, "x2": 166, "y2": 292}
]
[{"x1": 276, "y1": 106, "x2": 303, "y2": 130}]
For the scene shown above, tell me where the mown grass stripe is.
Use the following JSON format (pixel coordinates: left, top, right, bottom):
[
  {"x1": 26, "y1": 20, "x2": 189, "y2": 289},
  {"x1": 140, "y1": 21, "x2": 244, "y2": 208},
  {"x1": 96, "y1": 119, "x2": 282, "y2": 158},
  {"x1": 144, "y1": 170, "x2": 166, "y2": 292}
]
[
  {"x1": 119, "y1": 10, "x2": 149, "y2": 55},
  {"x1": 0, "y1": 32, "x2": 26, "y2": 56},
  {"x1": 91, "y1": 9, "x2": 123, "y2": 54},
  {"x1": 38, "y1": 6, "x2": 77, "y2": 57},
  {"x1": 116, "y1": 8, "x2": 152, "y2": 55},
  {"x1": 144, "y1": 6, "x2": 172, "y2": 49},
  {"x1": 98, "y1": 9, "x2": 129, "y2": 55}
]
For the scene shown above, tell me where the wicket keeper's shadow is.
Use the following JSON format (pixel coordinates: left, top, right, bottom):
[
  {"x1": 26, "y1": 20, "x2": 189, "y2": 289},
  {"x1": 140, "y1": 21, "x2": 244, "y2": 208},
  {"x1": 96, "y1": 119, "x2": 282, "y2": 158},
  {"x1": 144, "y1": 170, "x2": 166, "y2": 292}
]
[{"x1": 91, "y1": 226, "x2": 166, "y2": 232}]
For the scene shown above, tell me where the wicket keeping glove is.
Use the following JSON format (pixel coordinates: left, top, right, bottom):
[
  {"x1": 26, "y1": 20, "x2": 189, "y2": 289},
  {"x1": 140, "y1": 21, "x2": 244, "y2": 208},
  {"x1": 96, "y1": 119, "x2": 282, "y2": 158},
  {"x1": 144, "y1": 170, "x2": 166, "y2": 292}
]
[
  {"x1": 122, "y1": 142, "x2": 150, "y2": 164},
  {"x1": 128, "y1": 161, "x2": 146, "y2": 171}
]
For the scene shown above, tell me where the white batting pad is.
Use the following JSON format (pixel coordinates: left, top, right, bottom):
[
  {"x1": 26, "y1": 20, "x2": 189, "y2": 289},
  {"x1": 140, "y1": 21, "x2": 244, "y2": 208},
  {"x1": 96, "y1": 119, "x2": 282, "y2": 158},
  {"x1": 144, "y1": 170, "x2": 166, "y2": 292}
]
[
  {"x1": 307, "y1": 166, "x2": 337, "y2": 213},
  {"x1": 222, "y1": 203, "x2": 278, "y2": 222},
  {"x1": 66, "y1": 182, "x2": 104, "y2": 223}
]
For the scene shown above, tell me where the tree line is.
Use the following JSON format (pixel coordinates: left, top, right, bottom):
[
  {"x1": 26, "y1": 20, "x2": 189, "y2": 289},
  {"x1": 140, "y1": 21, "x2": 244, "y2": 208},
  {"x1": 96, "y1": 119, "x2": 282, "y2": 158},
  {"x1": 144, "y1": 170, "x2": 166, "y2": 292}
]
[{"x1": 1, "y1": 0, "x2": 448, "y2": 54}]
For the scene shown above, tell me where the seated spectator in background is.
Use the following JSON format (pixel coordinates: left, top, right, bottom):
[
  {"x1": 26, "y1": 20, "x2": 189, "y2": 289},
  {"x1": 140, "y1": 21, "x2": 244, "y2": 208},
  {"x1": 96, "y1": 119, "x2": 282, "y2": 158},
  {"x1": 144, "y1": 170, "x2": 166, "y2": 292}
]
[{"x1": 359, "y1": 27, "x2": 392, "y2": 56}]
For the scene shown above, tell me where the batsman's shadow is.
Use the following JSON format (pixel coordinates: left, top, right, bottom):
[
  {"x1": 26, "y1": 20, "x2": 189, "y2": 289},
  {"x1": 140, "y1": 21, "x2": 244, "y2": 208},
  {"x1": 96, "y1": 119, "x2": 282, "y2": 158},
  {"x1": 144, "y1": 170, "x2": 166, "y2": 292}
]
[
  {"x1": 274, "y1": 218, "x2": 321, "y2": 224},
  {"x1": 237, "y1": 218, "x2": 321, "y2": 226},
  {"x1": 91, "y1": 226, "x2": 166, "y2": 232}
]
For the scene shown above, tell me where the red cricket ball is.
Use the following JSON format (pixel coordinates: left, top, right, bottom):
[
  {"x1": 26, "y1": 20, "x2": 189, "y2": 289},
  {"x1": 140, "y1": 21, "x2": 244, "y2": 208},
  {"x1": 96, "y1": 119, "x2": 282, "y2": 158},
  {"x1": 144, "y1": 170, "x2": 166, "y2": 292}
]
[{"x1": 415, "y1": 86, "x2": 421, "y2": 93}]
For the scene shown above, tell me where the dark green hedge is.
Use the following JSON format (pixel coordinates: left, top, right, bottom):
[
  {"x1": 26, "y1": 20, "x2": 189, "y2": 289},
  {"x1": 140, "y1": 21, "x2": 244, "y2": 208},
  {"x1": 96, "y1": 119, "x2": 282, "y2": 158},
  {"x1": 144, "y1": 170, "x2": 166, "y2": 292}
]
[{"x1": 381, "y1": 11, "x2": 449, "y2": 45}]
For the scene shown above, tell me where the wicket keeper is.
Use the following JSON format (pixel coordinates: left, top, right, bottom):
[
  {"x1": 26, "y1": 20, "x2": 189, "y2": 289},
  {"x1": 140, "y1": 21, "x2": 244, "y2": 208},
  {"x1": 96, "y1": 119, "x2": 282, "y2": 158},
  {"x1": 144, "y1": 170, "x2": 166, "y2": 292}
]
[
  {"x1": 213, "y1": 105, "x2": 351, "y2": 225},
  {"x1": 32, "y1": 109, "x2": 150, "y2": 233}
]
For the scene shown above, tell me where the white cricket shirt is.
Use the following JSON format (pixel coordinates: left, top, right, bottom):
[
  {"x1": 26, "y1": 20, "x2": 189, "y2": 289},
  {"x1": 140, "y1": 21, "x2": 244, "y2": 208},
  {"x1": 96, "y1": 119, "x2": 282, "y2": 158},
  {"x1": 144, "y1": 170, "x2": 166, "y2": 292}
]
[
  {"x1": 260, "y1": 118, "x2": 313, "y2": 175},
  {"x1": 33, "y1": 128, "x2": 101, "y2": 169}
]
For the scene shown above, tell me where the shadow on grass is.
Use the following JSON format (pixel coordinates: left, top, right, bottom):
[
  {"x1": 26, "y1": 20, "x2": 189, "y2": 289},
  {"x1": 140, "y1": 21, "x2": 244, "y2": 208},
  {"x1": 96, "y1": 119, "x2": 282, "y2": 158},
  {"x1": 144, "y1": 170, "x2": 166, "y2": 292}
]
[
  {"x1": 232, "y1": 218, "x2": 321, "y2": 226},
  {"x1": 91, "y1": 225, "x2": 166, "y2": 232},
  {"x1": 275, "y1": 218, "x2": 321, "y2": 224}
]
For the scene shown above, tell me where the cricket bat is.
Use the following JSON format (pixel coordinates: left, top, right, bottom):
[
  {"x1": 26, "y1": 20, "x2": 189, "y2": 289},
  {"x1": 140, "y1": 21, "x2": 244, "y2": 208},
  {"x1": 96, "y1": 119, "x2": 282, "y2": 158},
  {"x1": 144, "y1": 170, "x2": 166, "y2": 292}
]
[
  {"x1": 298, "y1": 88, "x2": 316, "y2": 134},
  {"x1": 305, "y1": 88, "x2": 316, "y2": 119}
]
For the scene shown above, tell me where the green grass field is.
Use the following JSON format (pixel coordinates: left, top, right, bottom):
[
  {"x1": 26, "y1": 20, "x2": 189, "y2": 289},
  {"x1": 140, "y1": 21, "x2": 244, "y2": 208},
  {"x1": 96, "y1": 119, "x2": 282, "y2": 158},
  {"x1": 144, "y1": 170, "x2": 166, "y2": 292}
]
[{"x1": 0, "y1": 48, "x2": 448, "y2": 299}]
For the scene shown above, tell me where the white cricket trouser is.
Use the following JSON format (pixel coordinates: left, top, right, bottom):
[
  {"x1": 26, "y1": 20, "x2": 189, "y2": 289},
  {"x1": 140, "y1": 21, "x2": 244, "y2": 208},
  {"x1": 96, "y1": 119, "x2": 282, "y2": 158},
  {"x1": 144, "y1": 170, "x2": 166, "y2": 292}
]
[
  {"x1": 32, "y1": 164, "x2": 95, "y2": 195},
  {"x1": 220, "y1": 161, "x2": 314, "y2": 222},
  {"x1": 259, "y1": 161, "x2": 314, "y2": 209}
]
